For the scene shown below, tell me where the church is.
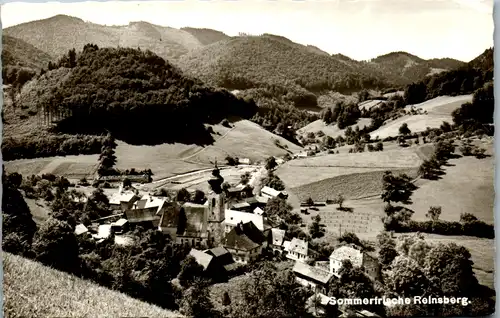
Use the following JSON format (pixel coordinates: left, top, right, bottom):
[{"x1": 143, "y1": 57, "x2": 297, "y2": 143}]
[{"x1": 158, "y1": 164, "x2": 227, "y2": 248}]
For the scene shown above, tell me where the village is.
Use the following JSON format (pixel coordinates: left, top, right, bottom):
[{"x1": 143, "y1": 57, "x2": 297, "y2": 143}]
[{"x1": 70, "y1": 150, "x2": 383, "y2": 318}]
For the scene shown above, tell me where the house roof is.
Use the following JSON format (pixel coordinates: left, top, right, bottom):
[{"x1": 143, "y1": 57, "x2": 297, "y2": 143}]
[
  {"x1": 261, "y1": 186, "x2": 282, "y2": 197},
  {"x1": 206, "y1": 246, "x2": 230, "y2": 258},
  {"x1": 189, "y1": 249, "x2": 213, "y2": 270},
  {"x1": 125, "y1": 208, "x2": 160, "y2": 223},
  {"x1": 225, "y1": 210, "x2": 264, "y2": 231},
  {"x1": 231, "y1": 202, "x2": 251, "y2": 209},
  {"x1": 108, "y1": 191, "x2": 139, "y2": 205},
  {"x1": 93, "y1": 224, "x2": 111, "y2": 239},
  {"x1": 179, "y1": 203, "x2": 208, "y2": 237},
  {"x1": 112, "y1": 218, "x2": 128, "y2": 226},
  {"x1": 271, "y1": 228, "x2": 285, "y2": 246},
  {"x1": 133, "y1": 196, "x2": 167, "y2": 214},
  {"x1": 293, "y1": 261, "x2": 333, "y2": 284},
  {"x1": 288, "y1": 238, "x2": 308, "y2": 256},
  {"x1": 329, "y1": 245, "x2": 363, "y2": 267},
  {"x1": 254, "y1": 207, "x2": 265, "y2": 215},
  {"x1": 223, "y1": 222, "x2": 265, "y2": 251},
  {"x1": 75, "y1": 224, "x2": 88, "y2": 236}
]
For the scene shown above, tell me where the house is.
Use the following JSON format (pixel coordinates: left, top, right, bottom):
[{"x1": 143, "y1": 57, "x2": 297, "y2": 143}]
[
  {"x1": 75, "y1": 224, "x2": 89, "y2": 236},
  {"x1": 286, "y1": 238, "x2": 309, "y2": 262},
  {"x1": 108, "y1": 186, "x2": 141, "y2": 211},
  {"x1": 245, "y1": 196, "x2": 269, "y2": 209},
  {"x1": 111, "y1": 218, "x2": 128, "y2": 234},
  {"x1": 230, "y1": 201, "x2": 252, "y2": 212},
  {"x1": 223, "y1": 221, "x2": 266, "y2": 264},
  {"x1": 253, "y1": 207, "x2": 265, "y2": 216},
  {"x1": 292, "y1": 261, "x2": 334, "y2": 294},
  {"x1": 205, "y1": 246, "x2": 238, "y2": 274},
  {"x1": 124, "y1": 195, "x2": 168, "y2": 227},
  {"x1": 92, "y1": 224, "x2": 112, "y2": 240},
  {"x1": 260, "y1": 186, "x2": 288, "y2": 200},
  {"x1": 189, "y1": 248, "x2": 215, "y2": 272},
  {"x1": 224, "y1": 210, "x2": 272, "y2": 244},
  {"x1": 329, "y1": 245, "x2": 380, "y2": 280},
  {"x1": 269, "y1": 228, "x2": 285, "y2": 254},
  {"x1": 239, "y1": 158, "x2": 251, "y2": 165}
]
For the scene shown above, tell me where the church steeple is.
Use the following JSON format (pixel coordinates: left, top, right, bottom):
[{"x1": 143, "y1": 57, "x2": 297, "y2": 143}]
[{"x1": 208, "y1": 160, "x2": 224, "y2": 194}]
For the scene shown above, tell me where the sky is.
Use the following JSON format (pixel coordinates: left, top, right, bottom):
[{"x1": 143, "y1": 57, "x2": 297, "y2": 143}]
[{"x1": 0, "y1": 0, "x2": 494, "y2": 61}]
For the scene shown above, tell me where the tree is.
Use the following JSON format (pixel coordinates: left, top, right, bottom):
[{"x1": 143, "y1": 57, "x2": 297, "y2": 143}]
[
  {"x1": 332, "y1": 194, "x2": 345, "y2": 209},
  {"x1": 225, "y1": 156, "x2": 238, "y2": 166},
  {"x1": 264, "y1": 197, "x2": 292, "y2": 222},
  {"x1": 385, "y1": 256, "x2": 431, "y2": 298},
  {"x1": 309, "y1": 215, "x2": 325, "y2": 239},
  {"x1": 177, "y1": 188, "x2": 191, "y2": 203},
  {"x1": 32, "y1": 217, "x2": 80, "y2": 274},
  {"x1": 230, "y1": 262, "x2": 311, "y2": 318},
  {"x1": 426, "y1": 206, "x2": 442, "y2": 221},
  {"x1": 240, "y1": 171, "x2": 251, "y2": 185},
  {"x1": 399, "y1": 123, "x2": 411, "y2": 136},
  {"x1": 178, "y1": 280, "x2": 219, "y2": 318},
  {"x1": 460, "y1": 213, "x2": 478, "y2": 223},
  {"x1": 381, "y1": 171, "x2": 417, "y2": 205},
  {"x1": 338, "y1": 232, "x2": 362, "y2": 248},
  {"x1": 265, "y1": 156, "x2": 278, "y2": 170},
  {"x1": 261, "y1": 171, "x2": 285, "y2": 191},
  {"x1": 122, "y1": 178, "x2": 132, "y2": 188},
  {"x1": 192, "y1": 190, "x2": 206, "y2": 204},
  {"x1": 434, "y1": 139, "x2": 455, "y2": 162},
  {"x1": 379, "y1": 244, "x2": 398, "y2": 267},
  {"x1": 222, "y1": 291, "x2": 232, "y2": 307},
  {"x1": 177, "y1": 256, "x2": 204, "y2": 288},
  {"x1": 418, "y1": 158, "x2": 441, "y2": 179},
  {"x1": 375, "y1": 141, "x2": 384, "y2": 151},
  {"x1": 306, "y1": 197, "x2": 314, "y2": 206}
]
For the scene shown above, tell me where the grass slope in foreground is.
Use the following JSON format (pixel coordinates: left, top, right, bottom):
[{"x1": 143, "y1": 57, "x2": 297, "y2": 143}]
[{"x1": 3, "y1": 252, "x2": 182, "y2": 318}]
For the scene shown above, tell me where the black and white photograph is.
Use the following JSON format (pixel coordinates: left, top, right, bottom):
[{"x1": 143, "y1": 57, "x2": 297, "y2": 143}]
[{"x1": 0, "y1": 0, "x2": 495, "y2": 317}]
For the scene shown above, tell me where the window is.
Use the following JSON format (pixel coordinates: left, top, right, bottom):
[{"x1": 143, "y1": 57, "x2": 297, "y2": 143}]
[{"x1": 212, "y1": 198, "x2": 216, "y2": 207}]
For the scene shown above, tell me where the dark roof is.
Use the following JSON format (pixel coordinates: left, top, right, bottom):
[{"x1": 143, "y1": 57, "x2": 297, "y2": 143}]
[
  {"x1": 207, "y1": 246, "x2": 230, "y2": 258},
  {"x1": 223, "y1": 222, "x2": 265, "y2": 251},
  {"x1": 125, "y1": 209, "x2": 160, "y2": 223},
  {"x1": 159, "y1": 203, "x2": 208, "y2": 238},
  {"x1": 293, "y1": 262, "x2": 333, "y2": 285}
]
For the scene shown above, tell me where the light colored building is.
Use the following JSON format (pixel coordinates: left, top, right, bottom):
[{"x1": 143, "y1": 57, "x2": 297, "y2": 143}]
[
  {"x1": 329, "y1": 245, "x2": 380, "y2": 280},
  {"x1": 269, "y1": 228, "x2": 285, "y2": 254},
  {"x1": 292, "y1": 261, "x2": 334, "y2": 294},
  {"x1": 239, "y1": 158, "x2": 251, "y2": 165},
  {"x1": 260, "y1": 186, "x2": 288, "y2": 200},
  {"x1": 75, "y1": 224, "x2": 89, "y2": 236},
  {"x1": 285, "y1": 238, "x2": 309, "y2": 262},
  {"x1": 92, "y1": 224, "x2": 112, "y2": 240}
]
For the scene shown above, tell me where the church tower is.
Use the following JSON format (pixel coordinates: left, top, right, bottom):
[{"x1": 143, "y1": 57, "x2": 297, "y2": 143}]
[{"x1": 206, "y1": 162, "x2": 226, "y2": 246}]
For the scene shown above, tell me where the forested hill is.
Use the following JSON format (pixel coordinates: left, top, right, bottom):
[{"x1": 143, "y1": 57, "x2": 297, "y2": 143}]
[
  {"x1": 404, "y1": 47, "x2": 494, "y2": 105},
  {"x1": 3, "y1": 15, "x2": 229, "y2": 62},
  {"x1": 28, "y1": 45, "x2": 257, "y2": 145},
  {"x1": 176, "y1": 35, "x2": 393, "y2": 93}
]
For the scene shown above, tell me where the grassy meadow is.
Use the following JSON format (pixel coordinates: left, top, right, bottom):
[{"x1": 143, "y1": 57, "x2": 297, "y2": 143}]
[{"x1": 3, "y1": 253, "x2": 182, "y2": 318}]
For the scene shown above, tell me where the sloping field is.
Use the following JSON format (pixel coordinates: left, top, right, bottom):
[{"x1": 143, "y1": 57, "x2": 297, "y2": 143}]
[
  {"x1": 291, "y1": 167, "x2": 418, "y2": 201},
  {"x1": 369, "y1": 95, "x2": 473, "y2": 139},
  {"x1": 406, "y1": 140, "x2": 494, "y2": 223},
  {"x1": 4, "y1": 120, "x2": 298, "y2": 181},
  {"x1": 298, "y1": 118, "x2": 373, "y2": 139},
  {"x1": 3, "y1": 252, "x2": 182, "y2": 318},
  {"x1": 186, "y1": 120, "x2": 302, "y2": 164}
]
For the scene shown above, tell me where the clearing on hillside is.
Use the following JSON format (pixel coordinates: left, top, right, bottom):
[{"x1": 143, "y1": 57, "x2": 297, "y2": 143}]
[
  {"x1": 298, "y1": 118, "x2": 373, "y2": 139},
  {"x1": 369, "y1": 94, "x2": 473, "y2": 139},
  {"x1": 4, "y1": 119, "x2": 299, "y2": 181},
  {"x1": 3, "y1": 252, "x2": 182, "y2": 318}
]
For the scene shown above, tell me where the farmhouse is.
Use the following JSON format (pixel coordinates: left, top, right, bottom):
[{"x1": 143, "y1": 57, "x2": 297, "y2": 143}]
[
  {"x1": 329, "y1": 245, "x2": 380, "y2": 280},
  {"x1": 229, "y1": 201, "x2": 252, "y2": 212},
  {"x1": 239, "y1": 158, "x2": 251, "y2": 165},
  {"x1": 292, "y1": 261, "x2": 334, "y2": 294},
  {"x1": 223, "y1": 221, "x2": 266, "y2": 264},
  {"x1": 285, "y1": 238, "x2": 310, "y2": 262},
  {"x1": 260, "y1": 186, "x2": 288, "y2": 200},
  {"x1": 110, "y1": 218, "x2": 128, "y2": 234},
  {"x1": 205, "y1": 246, "x2": 238, "y2": 274},
  {"x1": 108, "y1": 189, "x2": 141, "y2": 212},
  {"x1": 245, "y1": 196, "x2": 269, "y2": 209},
  {"x1": 269, "y1": 228, "x2": 286, "y2": 254}
]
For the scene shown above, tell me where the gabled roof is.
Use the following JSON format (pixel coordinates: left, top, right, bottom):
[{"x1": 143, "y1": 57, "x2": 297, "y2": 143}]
[
  {"x1": 223, "y1": 222, "x2": 265, "y2": 251},
  {"x1": 288, "y1": 238, "x2": 308, "y2": 256},
  {"x1": 206, "y1": 246, "x2": 231, "y2": 258},
  {"x1": 133, "y1": 195, "x2": 167, "y2": 214},
  {"x1": 112, "y1": 218, "x2": 128, "y2": 227},
  {"x1": 225, "y1": 210, "x2": 264, "y2": 231},
  {"x1": 189, "y1": 249, "x2": 213, "y2": 270},
  {"x1": 271, "y1": 228, "x2": 285, "y2": 246},
  {"x1": 254, "y1": 207, "x2": 265, "y2": 215},
  {"x1": 75, "y1": 224, "x2": 88, "y2": 236},
  {"x1": 108, "y1": 191, "x2": 139, "y2": 205},
  {"x1": 329, "y1": 245, "x2": 363, "y2": 267},
  {"x1": 231, "y1": 202, "x2": 251, "y2": 209},
  {"x1": 125, "y1": 208, "x2": 159, "y2": 223},
  {"x1": 261, "y1": 186, "x2": 282, "y2": 197},
  {"x1": 293, "y1": 261, "x2": 333, "y2": 284}
]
